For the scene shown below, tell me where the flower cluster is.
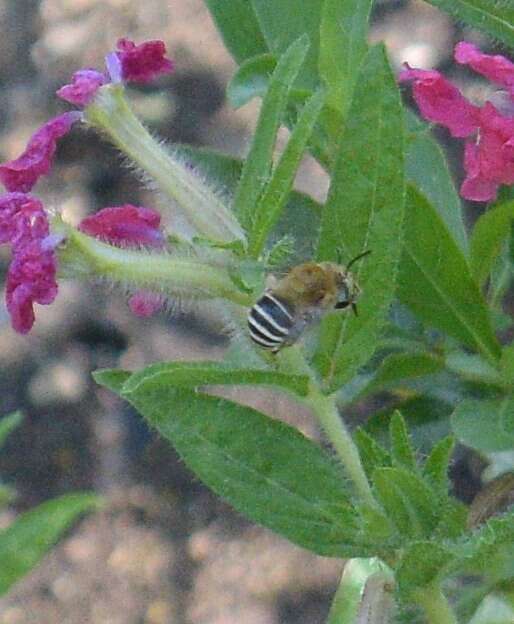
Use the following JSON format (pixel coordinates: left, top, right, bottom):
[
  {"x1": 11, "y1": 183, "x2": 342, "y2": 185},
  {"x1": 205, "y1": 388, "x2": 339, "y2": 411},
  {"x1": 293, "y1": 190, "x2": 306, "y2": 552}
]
[
  {"x1": 0, "y1": 39, "x2": 173, "y2": 333},
  {"x1": 400, "y1": 42, "x2": 514, "y2": 202}
]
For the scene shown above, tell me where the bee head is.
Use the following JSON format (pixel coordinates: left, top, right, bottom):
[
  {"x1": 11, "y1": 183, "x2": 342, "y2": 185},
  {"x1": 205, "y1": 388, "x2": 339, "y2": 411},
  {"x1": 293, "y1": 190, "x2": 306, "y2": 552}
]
[
  {"x1": 334, "y1": 250, "x2": 371, "y2": 313},
  {"x1": 334, "y1": 272, "x2": 360, "y2": 310}
]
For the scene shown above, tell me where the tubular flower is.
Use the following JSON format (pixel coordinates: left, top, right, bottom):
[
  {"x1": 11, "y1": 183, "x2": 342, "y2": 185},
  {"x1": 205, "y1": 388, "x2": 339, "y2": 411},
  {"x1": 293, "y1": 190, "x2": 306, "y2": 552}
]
[
  {"x1": 78, "y1": 204, "x2": 165, "y2": 316},
  {"x1": 400, "y1": 43, "x2": 514, "y2": 202},
  {"x1": 0, "y1": 193, "x2": 58, "y2": 333},
  {"x1": 0, "y1": 112, "x2": 81, "y2": 192},
  {"x1": 58, "y1": 38, "x2": 174, "y2": 107}
]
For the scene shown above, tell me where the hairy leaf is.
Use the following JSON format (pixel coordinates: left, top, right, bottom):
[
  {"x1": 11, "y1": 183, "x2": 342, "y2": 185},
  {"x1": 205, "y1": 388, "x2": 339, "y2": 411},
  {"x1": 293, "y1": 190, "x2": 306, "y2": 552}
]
[
  {"x1": 470, "y1": 201, "x2": 514, "y2": 286},
  {"x1": 314, "y1": 45, "x2": 405, "y2": 391},
  {"x1": 233, "y1": 36, "x2": 309, "y2": 232},
  {"x1": 248, "y1": 88, "x2": 325, "y2": 257},
  {"x1": 423, "y1": 0, "x2": 514, "y2": 49},
  {"x1": 451, "y1": 397, "x2": 514, "y2": 453},
  {"x1": 398, "y1": 187, "x2": 501, "y2": 364},
  {"x1": 396, "y1": 541, "x2": 455, "y2": 595},
  {"x1": 250, "y1": 0, "x2": 324, "y2": 88},
  {"x1": 422, "y1": 436, "x2": 455, "y2": 497},
  {"x1": 319, "y1": 0, "x2": 372, "y2": 116},
  {"x1": 0, "y1": 493, "x2": 99, "y2": 596},
  {"x1": 389, "y1": 411, "x2": 417, "y2": 471},
  {"x1": 204, "y1": 0, "x2": 268, "y2": 63},
  {"x1": 109, "y1": 361, "x2": 310, "y2": 397},
  {"x1": 406, "y1": 115, "x2": 467, "y2": 256},
  {"x1": 121, "y1": 381, "x2": 366, "y2": 557},
  {"x1": 354, "y1": 429, "x2": 391, "y2": 481}
]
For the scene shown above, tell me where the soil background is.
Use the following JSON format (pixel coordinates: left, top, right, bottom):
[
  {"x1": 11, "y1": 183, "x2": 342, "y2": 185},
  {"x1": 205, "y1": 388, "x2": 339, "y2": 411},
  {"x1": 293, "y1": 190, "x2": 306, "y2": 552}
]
[{"x1": 0, "y1": 1, "x2": 478, "y2": 622}]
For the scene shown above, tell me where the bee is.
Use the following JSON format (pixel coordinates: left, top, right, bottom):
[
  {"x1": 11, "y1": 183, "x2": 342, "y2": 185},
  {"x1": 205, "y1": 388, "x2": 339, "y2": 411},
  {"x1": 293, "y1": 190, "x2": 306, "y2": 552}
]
[{"x1": 248, "y1": 251, "x2": 370, "y2": 352}]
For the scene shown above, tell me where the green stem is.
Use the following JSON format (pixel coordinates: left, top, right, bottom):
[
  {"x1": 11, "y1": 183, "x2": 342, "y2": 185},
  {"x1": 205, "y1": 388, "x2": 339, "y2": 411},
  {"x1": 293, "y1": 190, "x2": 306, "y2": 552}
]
[
  {"x1": 57, "y1": 223, "x2": 252, "y2": 307},
  {"x1": 414, "y1": 584, "x2": 457, "y2": 624},
  {"x1": 85, "y1": 84, "x2": 245, "y2": 244},
  {"x1": 307, "y1": 387, "x2": 377, "y2": 508},
  {"x1": 276, "y1": 347, "x2": 376, "y2": 507}
]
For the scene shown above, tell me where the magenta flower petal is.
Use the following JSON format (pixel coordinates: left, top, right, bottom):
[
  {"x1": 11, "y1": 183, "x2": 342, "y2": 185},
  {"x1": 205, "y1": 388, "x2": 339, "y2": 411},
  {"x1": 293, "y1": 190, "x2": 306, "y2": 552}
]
[
  {"x1": 128, "y1": 290, "x2": 164, "y2": 317},
  {"x1": 5, "y1": 239, "x2": 58, "y2": 334},
  {"x1": 399, "y1": 65, "x2": 480, "y2": 137},
  {"x1": 115, "y1": 38, "x2": 174, "y2": 84},
  {"x1": 78, "y1": 204, "x2": 164, "y2": 247},
  {"x1": 0, "y1": 112, "x2": 81, "y2": 192},
  {"x1": 460, "y1": 103, "x2": 514, "y2": 202},
  {"x1": 455, "y1": 42, "x2": 514, "y2": 98},
  {"x1": 57, "y1": 69, "x2": 108, "y2": 106},
  {"x1": 0, "y1": 192, "x2": 32, "y2": 244}
]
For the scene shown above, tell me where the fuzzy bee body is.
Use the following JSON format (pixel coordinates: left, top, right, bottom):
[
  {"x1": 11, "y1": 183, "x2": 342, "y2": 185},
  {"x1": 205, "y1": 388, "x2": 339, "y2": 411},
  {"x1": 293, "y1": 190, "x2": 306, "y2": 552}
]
[{"x1": 248, "y1": 254, "x2": 369, "y2": 352}]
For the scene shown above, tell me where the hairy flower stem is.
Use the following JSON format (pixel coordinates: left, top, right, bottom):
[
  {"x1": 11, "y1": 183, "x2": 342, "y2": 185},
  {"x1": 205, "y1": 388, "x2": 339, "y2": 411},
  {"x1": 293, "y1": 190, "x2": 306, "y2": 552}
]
[
  {"x1": 279, "y1": 348, "x2": 376, "y2": 507},
  {"x1": 413, "y1": 584, "x2": 457, "y2": 624},
  {"x1": 85, "y1": 84, "x2": 245, "y2": 244},
  {"x1": 56, "y1": 223, "x2": 252, "y2": 306},
  {"x1": 307, "y1": 389, "x2": 377, "y2": 507}
]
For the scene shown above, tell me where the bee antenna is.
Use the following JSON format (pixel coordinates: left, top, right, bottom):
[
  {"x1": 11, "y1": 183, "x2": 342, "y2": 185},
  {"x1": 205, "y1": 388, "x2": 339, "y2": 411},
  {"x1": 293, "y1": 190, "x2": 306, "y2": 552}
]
[{"x1": 346, "y1": 250, "x2": 371, "y2": 271}]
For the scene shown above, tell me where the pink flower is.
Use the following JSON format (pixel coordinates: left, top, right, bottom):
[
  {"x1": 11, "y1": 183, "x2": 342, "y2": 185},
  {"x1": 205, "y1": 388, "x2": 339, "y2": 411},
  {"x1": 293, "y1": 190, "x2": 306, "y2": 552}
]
[
  {"x1": 0, "y1": 112, "x2": 81, "y2": 192},
  {"x1": 455, "y1": 42, "x2": 514, "y2": 100},
  {"x1": 400, "y1": 43, "x2": 514, "y2": 202},
  {"x1": 399, "y1": 66, "x2": 480, "y2": 138},
  {"x1": 461, "y1": 103, "x2": 514, "y2": 201},
  {"x1": 0, "y1": 193, "x2": 58, "y2": 333},
  {"x1": 78, "y1": 204, "x2": 165, "y2": 247},
  {"x1": 57, "y1": 38, "x2": 173, "y2": 107},
  {"x1": 79, "y1": 204, "x2": 165, "y2": 317},
  {"x1": 56, "y1": 70, "x2": 108, "y2": 106},
  {"x1": 6, "y1": 239, "x2": 58, "y2": 334},
  {"x1": 115, "y1": 38, "x2": 174, "y2": 84}
]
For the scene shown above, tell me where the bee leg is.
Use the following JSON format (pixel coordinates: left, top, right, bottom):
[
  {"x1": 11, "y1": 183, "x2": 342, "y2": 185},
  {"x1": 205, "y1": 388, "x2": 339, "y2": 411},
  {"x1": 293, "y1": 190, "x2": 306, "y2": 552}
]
[{"x1": 352, "y1": 302, "x2": 358, "y2": 316}]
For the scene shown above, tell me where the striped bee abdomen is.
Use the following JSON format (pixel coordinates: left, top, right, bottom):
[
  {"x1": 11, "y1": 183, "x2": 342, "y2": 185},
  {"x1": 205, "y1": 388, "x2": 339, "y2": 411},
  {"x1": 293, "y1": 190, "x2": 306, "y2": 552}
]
[{"x1": 247, "y1": 293, "x2": 294, "y2": 351}]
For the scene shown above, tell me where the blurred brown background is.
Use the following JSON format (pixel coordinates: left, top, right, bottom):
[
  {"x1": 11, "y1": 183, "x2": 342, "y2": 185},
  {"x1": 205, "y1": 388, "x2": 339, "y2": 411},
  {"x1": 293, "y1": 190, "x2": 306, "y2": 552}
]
[{"x1": 0, "y1": 1, "x2": 473, "y2": 622}]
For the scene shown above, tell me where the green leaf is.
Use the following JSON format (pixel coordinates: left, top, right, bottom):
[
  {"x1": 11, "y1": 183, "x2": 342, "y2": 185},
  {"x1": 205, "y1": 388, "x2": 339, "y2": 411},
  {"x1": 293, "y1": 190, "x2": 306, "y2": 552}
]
[
  {"x1": 227, "y1": 53, "x2": 277, "y2": 108},
  {"x1": 327, "y1": 558, "x2": 395, "y2": 624},
  {"x1": 0, "y1": 493, "x2": 99, "y2": 596},
  {"x1": 354, "y1": 428, "x2": 391, "y2": 481},
  {"x1": 372, "y1": 468, "x2": 417, "y2": 538},
  {"x1": 248, "y1": 88, "x2": 326, "y2": 257},
  {"x1": 121, "y1": 382, "x2": 365, "y2": 557},
  {"x1": 116, "y1": 361, "x2": 310, "y2": 397},
  {"x1": 405, "y1": 114, "x2": 468, "y2": 256},
  {"x1": 0, "y1": 412, "x2": 23, "y2": 449},
  {"x1": 470, "y1": 201, "x2": 514, "y2": 286},
  {"x1": 445, "y1": 351, "x2": 505, "y2": 387},
  {"x1": 359, "y1": 352, "x2": 444, "y2": 398},
  {"x1": 232, "y1": 36, "x2": 309, "y2": 232},
  {"x1": 396, "y1": 541, "x2": 455, "y2": 595},
  {"x1": 423, "y1": 0, "x2": 514, "y2": 49},
  {"x1": 314, "y1": 45, "x2": 405, "y2": 391},
  {"x1": 462, "y1": 510, "x2": 514, "y2": 572},
  {"x1": 319, "y1": 0, "x2": 372, "y2": 116},
  {"x1": 204, "y1": 0, "x2": 268, "y2": 63},
  {"x1": 375, "y1": 467, "x2": 440, "y2": 538},
  {"x1": 398, "y1": 186, "x2": 501, "y2": 364},
  {"x1": 250, "y1": 0, "x2": 324, "y2": 89},
  {"x1": 451, "y1": 397, "x2": 514, "y2": 453},
  {"x1": 423, "y1": 436, "x2": 455, "y2": 497},
  {"x1": 92, "y1": 369, "x2": 131, "y2": 393},
  {"x1": 389, "y1": 411, "x2": 417, "y2": 471},
  {"x1": 356, "y1": 504, "x2": 395, "y2": 544}
]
